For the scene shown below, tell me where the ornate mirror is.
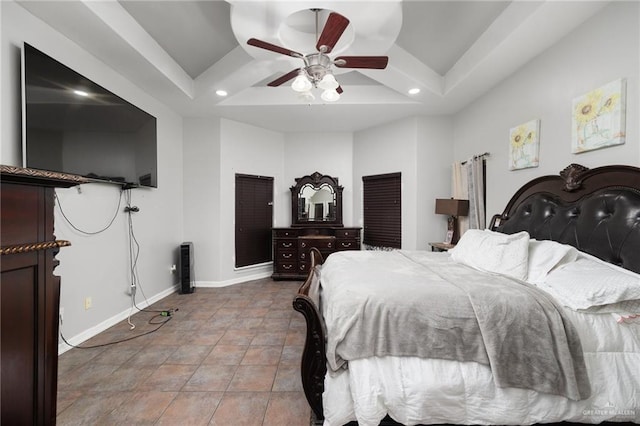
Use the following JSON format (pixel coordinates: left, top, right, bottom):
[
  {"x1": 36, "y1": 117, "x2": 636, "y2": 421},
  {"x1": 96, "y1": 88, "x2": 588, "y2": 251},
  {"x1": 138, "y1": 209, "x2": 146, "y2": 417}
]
[{"x1": 291, "y1": 172, "x2": 343, "y2": 227}]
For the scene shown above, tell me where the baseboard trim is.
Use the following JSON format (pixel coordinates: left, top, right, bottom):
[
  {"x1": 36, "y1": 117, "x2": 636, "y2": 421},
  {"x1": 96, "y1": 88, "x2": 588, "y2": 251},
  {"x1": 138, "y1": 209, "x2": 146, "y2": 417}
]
[
  {"x1": 58, "y1": 285, "x2": 179, "y2": 355},
  {"x1": 195, "y1": 270, "x2": 272, "y2": 288}
]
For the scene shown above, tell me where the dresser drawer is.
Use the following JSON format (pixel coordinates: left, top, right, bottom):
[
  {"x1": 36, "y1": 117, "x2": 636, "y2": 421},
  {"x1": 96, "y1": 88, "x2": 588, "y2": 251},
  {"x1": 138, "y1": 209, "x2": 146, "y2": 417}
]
[
  {"x1": 275, "y1": 239, "x2": 297, "y2": 250},
  {"x1": 299, "y1": 248, "x2": 333, "y2": 261},
  {"x1": 273, "y1": 228, "x2": 299, "y2": 238},
  {"x1": 275, "y1": 250, "x2": 296, "y2": 261},
  {"x1": 334, "y1": 228, "x2": 359, "y2": 239},
  {"x1": 298, "y1": 237, "x2": 335, "y2": 251},
  {"x1": 275, "y1": 261, "x2": 297, "y2": 273},
  {"x1": 336, "y1": 239, "x2": 360, "y2": 250}
]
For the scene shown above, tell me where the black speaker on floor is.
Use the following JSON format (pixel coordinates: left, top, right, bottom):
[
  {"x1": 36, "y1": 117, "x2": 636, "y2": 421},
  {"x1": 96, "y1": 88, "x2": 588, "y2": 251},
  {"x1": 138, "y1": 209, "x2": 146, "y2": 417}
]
[{"x1": 179, "y1": 242, "x2": 195, "y2": 294}]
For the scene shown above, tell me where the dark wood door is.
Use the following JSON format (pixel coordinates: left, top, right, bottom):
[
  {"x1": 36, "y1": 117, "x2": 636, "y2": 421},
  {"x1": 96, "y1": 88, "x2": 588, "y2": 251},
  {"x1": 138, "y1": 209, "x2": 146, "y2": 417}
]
[{"x1": 235, "y1": 174, "x2": 274, "y2": 267}]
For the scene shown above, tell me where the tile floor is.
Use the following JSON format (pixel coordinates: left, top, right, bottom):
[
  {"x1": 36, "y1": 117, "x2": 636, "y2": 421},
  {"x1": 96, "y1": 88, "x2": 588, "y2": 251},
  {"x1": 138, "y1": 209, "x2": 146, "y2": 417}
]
[{"x1": 56, "y1": 278, "x2": 311, "y2": 425}]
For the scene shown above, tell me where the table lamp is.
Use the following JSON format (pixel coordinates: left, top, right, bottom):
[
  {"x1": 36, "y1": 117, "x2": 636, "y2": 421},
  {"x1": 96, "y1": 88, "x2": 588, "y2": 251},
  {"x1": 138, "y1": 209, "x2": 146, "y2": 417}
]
[{"x1": 435, "y1": 199, "x2": 469, "y2": 244}]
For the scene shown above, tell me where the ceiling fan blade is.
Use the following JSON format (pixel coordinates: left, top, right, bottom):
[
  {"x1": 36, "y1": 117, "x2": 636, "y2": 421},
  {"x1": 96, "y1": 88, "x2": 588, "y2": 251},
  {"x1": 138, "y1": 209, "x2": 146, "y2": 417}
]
[
  {"x1": 267, "y1": 69, "x2": 301, "y2": 87},
  {"x1": 247, "y1": 38, "x2": 303, "y2": 58},
  {"x1": 316, "y1": 12, "x2": 349, "y2": 54},
  {"x1": 334, "y1": 56, "x2": 389, "y2": 69}
]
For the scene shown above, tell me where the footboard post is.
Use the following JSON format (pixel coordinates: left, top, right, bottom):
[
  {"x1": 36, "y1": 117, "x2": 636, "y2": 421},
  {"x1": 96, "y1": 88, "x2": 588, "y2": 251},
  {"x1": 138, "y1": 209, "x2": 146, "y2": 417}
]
[{"x1": 292, "y1": 248, "x2": 327, "y2": 422}]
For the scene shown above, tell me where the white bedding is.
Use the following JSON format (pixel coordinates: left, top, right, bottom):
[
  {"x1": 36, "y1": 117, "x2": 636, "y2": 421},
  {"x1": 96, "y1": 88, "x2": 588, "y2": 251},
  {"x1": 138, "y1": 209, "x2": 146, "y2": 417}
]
[
  {"x1": 320, "y1": 251, "x2": 640, "y2": 426},
  {"x1": 324, "y1": 305, "x2": 640, "y2": 426}
]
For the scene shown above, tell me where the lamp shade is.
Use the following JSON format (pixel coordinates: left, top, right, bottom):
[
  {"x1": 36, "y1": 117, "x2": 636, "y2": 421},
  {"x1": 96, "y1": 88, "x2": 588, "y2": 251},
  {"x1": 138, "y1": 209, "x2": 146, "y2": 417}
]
[
  {"x1": 321, "y1": 89, "x2": 340, "y2": 102},
  {"x1": 292, "y1": 74, "x2": 312, "y2": 92},
  {"x1": 435, "y1": 199, "x2": 469, "y2": 217},
  {"x1": 318, "y1": 73, "x2": 339, "y2": 90}
]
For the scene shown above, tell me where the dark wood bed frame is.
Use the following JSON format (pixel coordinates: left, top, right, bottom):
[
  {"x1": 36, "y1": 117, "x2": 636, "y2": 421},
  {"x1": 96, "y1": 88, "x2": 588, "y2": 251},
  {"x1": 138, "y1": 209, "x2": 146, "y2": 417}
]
[{"x1": 293, "y1": 164, "x2": 640, "y2": 425}]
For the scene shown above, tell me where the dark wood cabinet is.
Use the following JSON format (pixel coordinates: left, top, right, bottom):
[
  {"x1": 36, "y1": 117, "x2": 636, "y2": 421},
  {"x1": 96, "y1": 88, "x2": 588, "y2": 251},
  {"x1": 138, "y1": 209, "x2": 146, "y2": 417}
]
[
  {"x1": 272, "y1": 227, "x2": 360, "y2": 280},
  {"x1": 1, "y1": 165, "x2": 85, "y2": 425},
  {"x1": 273, "y1": 172, "x2": 361, "y2": 280}
]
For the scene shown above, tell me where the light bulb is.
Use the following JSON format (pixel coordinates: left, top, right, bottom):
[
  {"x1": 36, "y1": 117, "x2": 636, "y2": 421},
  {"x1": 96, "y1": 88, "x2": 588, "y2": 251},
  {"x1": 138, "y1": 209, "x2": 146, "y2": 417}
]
[
  {"x1": 291, "y1": 74, "x2": 312, "y2": 92},
  {"x1": 298, "y1": 90, "x2": 315, "y2": 102},
  {"x1": 321, "y1": 89, "x2": 340, "y2": 102},
  {"x1": 318, "y1": 73, "x2": 339, "y2": 90}
]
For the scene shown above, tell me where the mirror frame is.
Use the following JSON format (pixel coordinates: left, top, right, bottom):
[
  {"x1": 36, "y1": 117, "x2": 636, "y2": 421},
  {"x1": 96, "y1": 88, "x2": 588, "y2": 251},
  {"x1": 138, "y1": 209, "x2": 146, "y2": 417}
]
[{"x1": 290, "y1": 171, "x2": 343, "y2": 227}]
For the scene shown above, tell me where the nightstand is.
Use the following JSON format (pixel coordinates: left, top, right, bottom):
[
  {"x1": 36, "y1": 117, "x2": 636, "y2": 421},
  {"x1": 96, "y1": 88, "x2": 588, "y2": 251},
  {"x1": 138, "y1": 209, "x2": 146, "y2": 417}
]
[{"x1": 428, "y1": 242, "x2": 455, "y2": 252}]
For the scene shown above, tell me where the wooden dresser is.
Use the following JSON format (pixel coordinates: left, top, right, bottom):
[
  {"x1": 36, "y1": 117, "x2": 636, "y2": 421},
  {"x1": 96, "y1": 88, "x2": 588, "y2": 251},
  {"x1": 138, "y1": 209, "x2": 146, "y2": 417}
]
[
  {"x1": 272, "y1": 172, "x2": 361, "y2": 280},
  {"x1": 1, "y1": 165, "x2": 85, "y2": 425},
  {"x1": 272, "y1": 227, "x2": 361, "y2": 280}
]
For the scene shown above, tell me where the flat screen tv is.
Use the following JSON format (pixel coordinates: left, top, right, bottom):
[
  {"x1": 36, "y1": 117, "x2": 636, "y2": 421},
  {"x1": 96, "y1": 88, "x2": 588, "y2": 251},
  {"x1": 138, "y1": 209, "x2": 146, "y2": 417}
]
[{"x1": 21, "y1": 43, "x2": 158, "y2": 188}]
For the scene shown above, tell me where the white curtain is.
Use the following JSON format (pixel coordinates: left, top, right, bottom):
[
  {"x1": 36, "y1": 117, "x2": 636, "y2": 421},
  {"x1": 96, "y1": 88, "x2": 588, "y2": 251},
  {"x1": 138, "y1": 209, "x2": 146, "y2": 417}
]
[
  {"x1": 452, "y1": 155, "x2": 486, "y2": 234},
  {"x1": 466, "y1": 156, "x2": 486, "y2": 230}
]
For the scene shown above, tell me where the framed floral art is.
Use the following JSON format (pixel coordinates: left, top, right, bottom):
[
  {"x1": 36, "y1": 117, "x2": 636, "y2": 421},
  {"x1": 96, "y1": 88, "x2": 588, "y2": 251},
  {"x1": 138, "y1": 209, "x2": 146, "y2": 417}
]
[
  {"x1": 571, "y1": 78, "x2": 626, "y2": 153},
  {"x1": 509, "y1": 119, "x2": 540, "y2": 171}
]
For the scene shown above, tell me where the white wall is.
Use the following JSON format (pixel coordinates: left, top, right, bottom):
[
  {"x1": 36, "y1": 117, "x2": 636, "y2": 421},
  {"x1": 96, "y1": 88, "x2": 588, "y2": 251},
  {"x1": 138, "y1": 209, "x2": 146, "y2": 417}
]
[
  {"x1": 183, "y1": 117, "x2": 222, "y2": 283},
  {"x1": 218, "y1": 118, "x2": 286, "y2": 282},
  {"x1": 417, "y1": 116, "x2": 454, "y2": 248},
  {"x1": 1, "y1": 1, "x2": 184, "y2": 349},
  {"x1": 453, "y1": 1, "x2": 640, "y2": 218},
  {"x1": 283, "y1": 132, "x2": 354, "y2": 226},
  {"x1": 353, "y1": 116, "x2": 453, "y2": 249},
  {"x1": 181, "y1": 124, "x2": 356, "y2": 285}
]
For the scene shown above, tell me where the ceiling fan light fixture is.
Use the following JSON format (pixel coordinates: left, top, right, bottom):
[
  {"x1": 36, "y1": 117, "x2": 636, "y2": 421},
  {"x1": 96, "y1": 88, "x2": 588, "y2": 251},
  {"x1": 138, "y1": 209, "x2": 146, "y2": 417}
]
[
  {"x1": 321, "y1": 89, "x2": 340, "y2": 102},
  {"x1": 318, "y1": 73, "x2": 339, "y2": 90},
  {"x1": 292, "y1": 73, "x2": 313, "y2": 92},
  {"x1": 298, "y1": 90, "x2": 316, "y2": 102}
]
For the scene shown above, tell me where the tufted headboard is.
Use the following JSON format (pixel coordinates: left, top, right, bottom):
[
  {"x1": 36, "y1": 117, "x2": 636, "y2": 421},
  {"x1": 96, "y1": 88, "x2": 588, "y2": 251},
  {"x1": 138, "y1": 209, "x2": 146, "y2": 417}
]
[{"x1": 490, "y1": 164, "x2": 640, "y2": 274}]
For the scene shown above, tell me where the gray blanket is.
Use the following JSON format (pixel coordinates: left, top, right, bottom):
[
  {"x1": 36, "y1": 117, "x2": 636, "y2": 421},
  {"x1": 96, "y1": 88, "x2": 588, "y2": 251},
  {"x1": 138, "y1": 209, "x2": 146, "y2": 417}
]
[{"x1": 319, "y1": 250, "x2": 591, "y2": 401}]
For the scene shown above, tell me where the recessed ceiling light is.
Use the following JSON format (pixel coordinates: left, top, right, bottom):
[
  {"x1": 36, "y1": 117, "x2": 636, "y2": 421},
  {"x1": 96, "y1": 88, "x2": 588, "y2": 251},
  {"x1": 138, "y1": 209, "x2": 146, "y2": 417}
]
[
  {"x1": 216, "y1": 90, "x2": 228, "y2": 97},
  {"x1": 73, "y1": 89, "x2": 88, "y2": 97},
  {"x1": 408, "y1": 88, "x2": 420, "y2": 95}
]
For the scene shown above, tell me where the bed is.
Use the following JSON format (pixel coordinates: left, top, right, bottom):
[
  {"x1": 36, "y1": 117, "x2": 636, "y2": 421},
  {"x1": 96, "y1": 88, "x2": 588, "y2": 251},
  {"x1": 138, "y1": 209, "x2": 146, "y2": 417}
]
[{"x1": 293, "y1": 164, "x2": 640, "y2": 426}]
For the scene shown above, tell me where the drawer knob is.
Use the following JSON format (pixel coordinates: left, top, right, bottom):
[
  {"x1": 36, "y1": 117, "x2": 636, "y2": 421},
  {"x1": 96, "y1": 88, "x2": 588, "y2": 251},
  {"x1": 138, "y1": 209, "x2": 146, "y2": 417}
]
[
  {"x1": 301, "y1": 242, "x2": 307, "y2": 248},
  {"x1": 282, "y1": 242, "x2": 292, "y2": 248},
  {"x1": 283, "y1": 264, "x2": 292, "y2": 270},
  {"x1": 327, "y1": 242, "x2": 332, "y2": 248},
  {"x1": 300, "y1": 253, "x2": 306, "y2": 259},
  {"x1": 282, "y1": 253, "x2": 292, "y2": 259},
  {"x1": 342, "y1": 242, "x2": 351, "y2": 247}
]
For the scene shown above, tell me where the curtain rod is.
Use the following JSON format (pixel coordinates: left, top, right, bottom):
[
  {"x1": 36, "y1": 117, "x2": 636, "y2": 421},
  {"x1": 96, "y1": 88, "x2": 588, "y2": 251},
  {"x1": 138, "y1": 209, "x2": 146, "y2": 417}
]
[{"x1": 461, "y1": 152, "x2": 490, "y2": 165}]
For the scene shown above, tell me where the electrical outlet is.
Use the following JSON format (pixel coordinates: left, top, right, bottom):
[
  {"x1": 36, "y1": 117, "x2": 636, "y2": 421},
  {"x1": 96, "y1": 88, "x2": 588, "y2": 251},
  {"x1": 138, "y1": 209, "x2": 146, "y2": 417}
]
[
  {"x1": 84, "y1": 297, "x2": 92, "y2": 310},
  {"x1": 170, "y1": 264, "x2": 177, "y2": 273}
]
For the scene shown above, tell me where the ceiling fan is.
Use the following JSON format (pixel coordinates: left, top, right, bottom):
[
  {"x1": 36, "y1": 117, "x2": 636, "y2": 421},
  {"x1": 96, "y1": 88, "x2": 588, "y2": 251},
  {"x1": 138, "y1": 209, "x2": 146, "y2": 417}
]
[{"x1": 247, "y1": 9, "x2": 389, "y2": 102}]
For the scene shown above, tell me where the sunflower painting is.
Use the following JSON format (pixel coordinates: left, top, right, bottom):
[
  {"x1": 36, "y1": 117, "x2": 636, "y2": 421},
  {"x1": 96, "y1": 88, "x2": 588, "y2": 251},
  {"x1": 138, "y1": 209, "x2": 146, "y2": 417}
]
[
  {"x1": 509, "y1": 119, "x2": 540, "y2": 170},
  {"x1": 571, "y1": 79, "x2": 626, "y2": 153}
]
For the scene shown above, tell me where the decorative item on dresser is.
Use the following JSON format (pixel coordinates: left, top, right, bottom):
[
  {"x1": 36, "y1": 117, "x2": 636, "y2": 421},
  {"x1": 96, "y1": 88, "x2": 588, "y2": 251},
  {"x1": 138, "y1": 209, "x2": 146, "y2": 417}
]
[
  {"x1": 0, "y1": 165, "x2": 87, "y2": 425},
  {"x1": 272, "y1": 172, "x2": 361, "y2": 280}
]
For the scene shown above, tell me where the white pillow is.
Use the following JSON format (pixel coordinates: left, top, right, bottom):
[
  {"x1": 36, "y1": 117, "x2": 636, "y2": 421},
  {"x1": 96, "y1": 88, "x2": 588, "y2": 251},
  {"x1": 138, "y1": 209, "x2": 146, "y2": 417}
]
[
  {"x1": 527, "y1": 239, "x2": 579, "y2": 284},
  {"x1": 450, "y1": 229, "x2": 530, "y2": 281},
  {"x1": 539, "y1": 253, "x2": 640, "y2": 310}
]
